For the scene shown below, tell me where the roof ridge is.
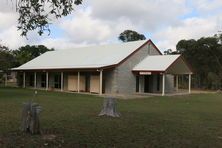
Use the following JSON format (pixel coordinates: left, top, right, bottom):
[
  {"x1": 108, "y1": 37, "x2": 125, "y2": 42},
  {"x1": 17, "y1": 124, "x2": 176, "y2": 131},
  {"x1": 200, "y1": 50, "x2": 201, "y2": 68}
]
[{"x1": 53, "y1": 39, "x2": 149, "y2": 51}]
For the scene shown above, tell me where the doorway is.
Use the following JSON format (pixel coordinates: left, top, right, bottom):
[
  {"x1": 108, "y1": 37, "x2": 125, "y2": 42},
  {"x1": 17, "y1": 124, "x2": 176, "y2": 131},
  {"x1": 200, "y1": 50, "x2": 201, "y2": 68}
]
[{"x1": 144, "y1": 75, "x2": 153, "y2": 93}]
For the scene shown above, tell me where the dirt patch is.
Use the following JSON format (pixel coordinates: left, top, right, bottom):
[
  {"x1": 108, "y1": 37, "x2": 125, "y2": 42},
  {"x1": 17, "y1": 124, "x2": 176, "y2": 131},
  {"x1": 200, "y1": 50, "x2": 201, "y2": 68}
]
[
  {"x1": 42, "y1": 134, "x2": 57, "y2": 141},
  {"x1": 0, "y1": 137, "x2": 3, "y2": 146}
]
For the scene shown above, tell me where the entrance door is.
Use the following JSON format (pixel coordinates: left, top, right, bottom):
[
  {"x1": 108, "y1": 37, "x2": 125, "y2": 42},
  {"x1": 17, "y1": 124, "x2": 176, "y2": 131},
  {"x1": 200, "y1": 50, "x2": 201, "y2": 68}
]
[
  {"x1": 90, "y1": 75, "x2": 100, "y2": 93},
  {"x1": 68, "y1": 75, "x2": 77, "y2": 91},
  {"x1": 144, "y1": 75, "x2": 153, "y2": 93},
  {"x1": 68, "y1": 75, "x2": 86, "y2": 91}
]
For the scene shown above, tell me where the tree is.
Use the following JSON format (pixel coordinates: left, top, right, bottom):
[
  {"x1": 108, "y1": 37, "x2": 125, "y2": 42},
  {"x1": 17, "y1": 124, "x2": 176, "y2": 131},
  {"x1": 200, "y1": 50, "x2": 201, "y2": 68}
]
[
  {"x1": 176, "y1": 35, "x2": 222, "y2": 89},
  {"x1": 163, "y1": 49, "x2": 179, "y2": 55},
  {"x1": 13, "y1": 45, "x2": 54, "y2": 65},
  {"x1": 118, "y1": 30, "x2": 146, "y2": 42},
  {"x1": 0, "y1": 45, "x2": 17, "y2": 71},
  {"x1": 0, "y1": 44, "x2": 17, "y2": 84},
  {"x1": 16, "y1": 0, "x2": 83, "y2": 36}
]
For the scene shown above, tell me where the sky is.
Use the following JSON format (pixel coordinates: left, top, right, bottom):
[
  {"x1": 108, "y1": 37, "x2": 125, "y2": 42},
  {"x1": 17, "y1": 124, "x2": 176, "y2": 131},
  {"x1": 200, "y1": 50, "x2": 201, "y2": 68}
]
[{"x1": 0, "y1": 0, "x2": 222, "y2": 52}]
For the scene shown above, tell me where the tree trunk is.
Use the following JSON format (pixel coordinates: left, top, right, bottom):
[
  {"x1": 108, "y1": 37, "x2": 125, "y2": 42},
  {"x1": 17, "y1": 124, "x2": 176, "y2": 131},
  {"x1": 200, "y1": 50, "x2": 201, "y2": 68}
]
[
  {"x1": 21, "y1": 102, "x2": 42, "y2": 134},
  {"x1": 99, "y1": 97, "x2": 120, "y2": 117}
]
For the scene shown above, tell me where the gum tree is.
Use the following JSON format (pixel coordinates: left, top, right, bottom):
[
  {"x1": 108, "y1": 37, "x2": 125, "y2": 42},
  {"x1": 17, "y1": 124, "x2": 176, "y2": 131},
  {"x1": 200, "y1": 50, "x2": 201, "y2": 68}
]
[{"x1": 15, "y1": 0, "x2": 83, "y2": 36}]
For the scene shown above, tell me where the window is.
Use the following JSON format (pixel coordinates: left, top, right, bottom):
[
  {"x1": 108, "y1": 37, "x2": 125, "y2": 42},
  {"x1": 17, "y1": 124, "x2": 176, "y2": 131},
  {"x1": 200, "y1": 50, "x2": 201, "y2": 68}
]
[
  {"x1": 174, "y1": 76, "x2": 176, "y2": 87},
  {"x1": 41, "y1": 74, "x2": 46, "y2": 87},
  {"x1": 157, "y1": 74, "x2": 160, "y2": 91},
  {"x1": 29, "y1": 74, "x2": 34, "y2": 87},
  {"x1": 136, "y1": 76, "x2": 139, "y2": 92},
  {"x1": 54, "y1": 74, "x2": 61, "y2": 89}
]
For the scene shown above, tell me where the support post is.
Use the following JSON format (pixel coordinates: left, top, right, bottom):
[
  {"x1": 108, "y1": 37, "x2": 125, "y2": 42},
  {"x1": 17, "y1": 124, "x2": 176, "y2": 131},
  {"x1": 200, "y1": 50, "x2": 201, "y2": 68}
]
[
  {"x1": 23, "y1": 72, "x2": 26, "y2": 88},
  {"x1": 188, "y1": 74, "x2": 191, "y2": 94},
  {"x1": 162, "y1": 74, "x2": 165, "y2": 96},
  {"x1": 99, "y1": 70, "x2": 103, "y2": 95},
  {"x1": 34, "y1": 72, "x2": 37, "y2": 89},
  {"x1": 77, "y1": 72, "x2": 80, "y2": 93},
  {"x1": 46, "y1": 72, "x2": 48, "y2": 91},
  {"x1": 61, "y1": 72, "x2": 63, "y2": 91},
  {"x1": 176, "y1": 75, "x2": 178, "y2": 92}
]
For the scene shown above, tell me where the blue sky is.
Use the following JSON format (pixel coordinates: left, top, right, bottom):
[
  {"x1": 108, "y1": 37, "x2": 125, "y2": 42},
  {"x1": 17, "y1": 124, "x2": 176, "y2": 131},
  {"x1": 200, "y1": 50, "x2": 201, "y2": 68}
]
[{"x1": 0, "y1": 0, "x2": 222, "y2": 52}]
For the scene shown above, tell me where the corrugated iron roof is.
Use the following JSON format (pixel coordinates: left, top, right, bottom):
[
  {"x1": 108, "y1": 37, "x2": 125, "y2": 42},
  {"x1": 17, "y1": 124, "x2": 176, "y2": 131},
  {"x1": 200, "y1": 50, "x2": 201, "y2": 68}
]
[
  {"x1": 13, "y1": 40, "x2": 148, "y2": 70},
  {"x1": 133, "y1": 55, "x2": 181, "y2": 72}
]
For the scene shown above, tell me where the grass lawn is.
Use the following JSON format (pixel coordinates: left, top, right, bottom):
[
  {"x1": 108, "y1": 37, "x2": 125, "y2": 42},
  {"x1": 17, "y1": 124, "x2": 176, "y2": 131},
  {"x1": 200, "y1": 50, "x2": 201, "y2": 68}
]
[{"x1": 0, "y1": 87, "x2": 222, "y2": 148}]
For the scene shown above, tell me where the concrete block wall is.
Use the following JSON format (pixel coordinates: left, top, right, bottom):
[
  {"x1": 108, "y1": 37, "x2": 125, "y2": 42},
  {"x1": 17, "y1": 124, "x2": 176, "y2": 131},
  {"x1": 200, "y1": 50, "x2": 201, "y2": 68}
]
[
  {"x1": 158, "y1": 74, "x2": 174, "y2": 93},
  {"x1": 165, "y1": 74, "x2": 174, "y2": 93},
  {"x1": 107, "y1": 42, "x2": 161, "y2": 94}
]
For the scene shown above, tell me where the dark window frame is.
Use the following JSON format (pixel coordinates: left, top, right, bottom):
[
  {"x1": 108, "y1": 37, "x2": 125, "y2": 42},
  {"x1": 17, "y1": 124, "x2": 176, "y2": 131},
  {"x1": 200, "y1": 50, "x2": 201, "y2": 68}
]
[
  {"x1": 54, "y1": 74, "x2": 61, "y2": 89},
  {"x1": 29, "y1": 74, "x2": 34, "y2": 87},
  {"x1": 136, "y1": 76, "x2": 139, "y2": 92},
  {"x1": 157, "y1": 74, "x2": 160, "y2": 91},
  {"x1": 41, "y1": 74, "x2": 46, "y2": 88}
]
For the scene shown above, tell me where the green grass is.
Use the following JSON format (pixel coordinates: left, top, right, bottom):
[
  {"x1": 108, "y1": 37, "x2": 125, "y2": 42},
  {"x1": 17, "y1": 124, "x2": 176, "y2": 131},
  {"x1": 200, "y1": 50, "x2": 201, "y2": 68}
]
[{"x1": 0, "y1": 87, "x2": 222, "y2": 147}]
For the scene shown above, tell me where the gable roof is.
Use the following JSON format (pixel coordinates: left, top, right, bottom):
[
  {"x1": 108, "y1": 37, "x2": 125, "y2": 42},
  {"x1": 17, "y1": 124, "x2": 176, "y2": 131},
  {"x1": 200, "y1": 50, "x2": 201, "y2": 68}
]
[
  {"x1": 13, "y1": 40, "x2": 162, "y2": 71},
  {"x1": 133, "y1": 55, "x2": 193, "y2": 74}
]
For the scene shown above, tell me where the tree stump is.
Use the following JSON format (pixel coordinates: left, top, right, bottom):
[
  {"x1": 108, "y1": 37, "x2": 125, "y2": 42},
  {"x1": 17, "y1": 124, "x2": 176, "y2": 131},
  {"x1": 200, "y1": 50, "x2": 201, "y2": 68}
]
[
  {"x1": 99, "y1": 97, "x2": 120, "y2": 117},
  {"x1": 21, "y1": 101, "x2": 42, "y2": 134}
]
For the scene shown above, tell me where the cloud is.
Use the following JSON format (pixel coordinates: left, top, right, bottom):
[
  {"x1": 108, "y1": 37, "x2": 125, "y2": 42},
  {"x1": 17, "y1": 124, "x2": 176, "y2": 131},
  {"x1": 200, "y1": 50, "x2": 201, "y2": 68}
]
[
  {"x1": 0, "y1": 12, "x2": 18, "y2": 31},
  {"x1": 153, "y1": 16, "x2": 220, "y2": 51},
  {"x1": 58, "y1": 7, "x2": 138, "y2": 44},
  {"x1": 88, "y1": 0, "x2": 188, "y2": 31},
  {"x1": 191, "y1": 0, "x2": 222, "y2": 12},
  {"x1": 0, "y1": 25, "x2": 27, "y2": 49},
  {"x1": 0, "y1": 0, "x2": 17, "y2": 13},
  {"x1": 40, "y1": 38, "x2": 92, "y2": 50},
  {"x1": 59, "y1": 8, "x2": 112, "y2": 44},
  {"x1": 0, "y1": 0, "x2": 221, "y2": 51}
]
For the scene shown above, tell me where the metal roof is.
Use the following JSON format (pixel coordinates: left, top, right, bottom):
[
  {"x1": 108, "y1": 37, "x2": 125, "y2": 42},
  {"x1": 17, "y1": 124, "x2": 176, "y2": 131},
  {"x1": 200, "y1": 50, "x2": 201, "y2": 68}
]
[
  {"x1": 13, "y1": 40, "x2": 149, "y2": 70},
  {"x1": 133, "y1": 55, "x2": 181, "y2": 72}
]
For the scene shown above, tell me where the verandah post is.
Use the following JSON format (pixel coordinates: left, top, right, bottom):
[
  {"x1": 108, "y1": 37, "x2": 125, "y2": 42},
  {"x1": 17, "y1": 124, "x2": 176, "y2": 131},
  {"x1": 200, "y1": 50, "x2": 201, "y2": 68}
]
[
  {"x1": 34, "y1": 72, "x2": 37, "y2": 89},
  {"x1": 77, "y1": 72, "x2": 80, "y2": 93},
  {"x1": 46, "y1": 72, "x2": 48, "y2": 91},
  {"x1": 188, "y1": 74, "x2": 191, "y2": 94},
  {"x1": 99, "y1": 70, "x2": 103, "y2": 95},
  {"x1": 61, "y1": 72, "x2": 64, "y2": 91},
  {"x1": 162, "y1": 73, "x2": 165, "y2": 96},
  {"x1": 23, "y1": 72, "x2": 26, "y2": 88}
]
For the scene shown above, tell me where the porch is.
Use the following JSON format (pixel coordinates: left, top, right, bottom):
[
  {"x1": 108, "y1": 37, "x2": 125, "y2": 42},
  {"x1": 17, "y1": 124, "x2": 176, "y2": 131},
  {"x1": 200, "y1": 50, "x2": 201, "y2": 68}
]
[
  {"x1": 133, "y1": 55, "x2": 193, "y2": 96},
  {"x1": 17, "y1": 70, "x2": 105, "y2": 95}
]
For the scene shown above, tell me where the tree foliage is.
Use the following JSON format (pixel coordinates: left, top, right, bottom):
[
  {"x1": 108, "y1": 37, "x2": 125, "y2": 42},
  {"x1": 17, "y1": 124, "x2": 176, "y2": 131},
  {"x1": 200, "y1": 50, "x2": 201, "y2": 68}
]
[
  {"x1": 16, "y1": 0, "x2": 83, "y2": 36},
  {"x1": 174, "y1": 35, "x2": 222, "y2": 89},
  {"x1": 119, "y1": 30, "x2": 146, "y2": 42},
  {"x1": 13, "y1": 45, "x2": 54, "y2": 65},
  {"x1": 164, "y1": 49, "x2": 178, "y2": 55},
  {"x1": 0, "y1": 44, "x2": 53, "y2": 72},
  {"x1": 0, "y1": 45, "x2": 17, "y2": 71}
]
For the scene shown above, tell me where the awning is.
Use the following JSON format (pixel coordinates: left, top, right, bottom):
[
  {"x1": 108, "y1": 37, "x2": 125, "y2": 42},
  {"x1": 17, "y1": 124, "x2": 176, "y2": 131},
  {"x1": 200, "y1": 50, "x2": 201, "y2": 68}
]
[{"x1": 133, "y1": 55, "x2": 193, "y2": 74}]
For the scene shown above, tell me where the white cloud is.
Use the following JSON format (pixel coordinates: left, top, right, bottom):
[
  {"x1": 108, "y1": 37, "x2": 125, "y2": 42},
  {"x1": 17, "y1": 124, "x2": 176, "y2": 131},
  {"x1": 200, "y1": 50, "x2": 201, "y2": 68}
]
[
  {"x1": 60, "y1": 8, "x2": 112, "y2": 44},
  {"x1": 88, "y1": 0, "x2": 188, "y2": 31},
  {"x1": 0, "y1": 12, "x2": 17, "y2": 31},
  {"x1": 0, "y1": 0, "x2": 17, "y2": 13},
  {"x1": 153, "y1": 16, "x2": 219, "y2": 51},
  {"x1": 0, "y1": 0, "x2": 221, "y2": 51},
  {"x1": 0, "y1": 25, "x2": 27, "y2": 49},
  {"x1": 41, "y1": 38, "x2": 92, "y2": 50},
  {"x1": 58, "y1": 7, "x2": 138, "y2": 44},
  {"x1": 192, "y1": 0, "x2": 222, "y2": 12}
]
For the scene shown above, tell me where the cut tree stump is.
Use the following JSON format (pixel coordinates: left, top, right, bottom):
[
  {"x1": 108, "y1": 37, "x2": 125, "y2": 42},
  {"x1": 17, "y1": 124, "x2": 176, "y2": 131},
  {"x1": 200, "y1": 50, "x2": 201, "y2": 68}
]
[
  {"x1": 21, "y1": 101, "x2": 42, "y2": 134},
  {"x1": 99, "y1": 97, "x2": 120, "y2": 117}
]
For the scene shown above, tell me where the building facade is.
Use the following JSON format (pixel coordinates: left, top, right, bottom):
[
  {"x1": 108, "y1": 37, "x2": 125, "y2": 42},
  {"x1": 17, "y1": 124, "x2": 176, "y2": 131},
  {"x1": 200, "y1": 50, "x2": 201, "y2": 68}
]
[{"x1": 13, "y1": 40, "x2": 193, "y2": 96}]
